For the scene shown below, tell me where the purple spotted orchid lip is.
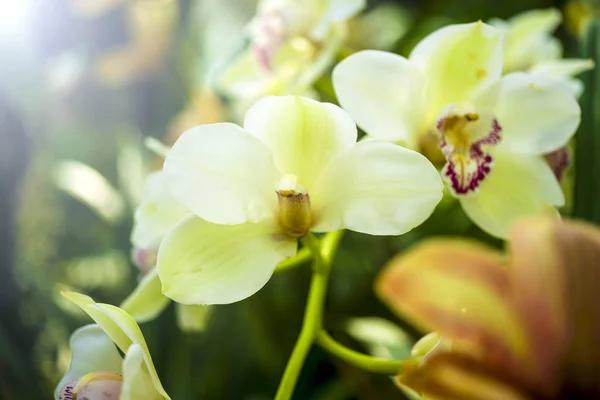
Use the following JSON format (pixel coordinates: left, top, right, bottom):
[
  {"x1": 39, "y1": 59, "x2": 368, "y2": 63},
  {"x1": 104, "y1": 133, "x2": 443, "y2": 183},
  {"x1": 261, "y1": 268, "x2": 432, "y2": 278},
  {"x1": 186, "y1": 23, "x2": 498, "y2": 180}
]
[{"x1": 437, "y1": 109, "x2": 502, "y2": 196}]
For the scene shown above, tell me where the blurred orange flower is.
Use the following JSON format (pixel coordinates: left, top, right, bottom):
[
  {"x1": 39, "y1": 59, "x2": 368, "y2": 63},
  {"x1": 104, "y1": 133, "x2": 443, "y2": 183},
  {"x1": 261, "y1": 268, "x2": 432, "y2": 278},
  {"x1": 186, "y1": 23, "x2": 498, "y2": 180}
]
[{"x1": 377, "y1": 216, "x2": 600, "y2": 400}]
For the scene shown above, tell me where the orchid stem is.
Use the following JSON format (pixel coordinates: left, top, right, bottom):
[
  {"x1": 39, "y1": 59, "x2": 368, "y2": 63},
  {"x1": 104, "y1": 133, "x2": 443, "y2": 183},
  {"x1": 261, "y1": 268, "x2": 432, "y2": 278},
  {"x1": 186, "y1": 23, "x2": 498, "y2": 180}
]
[
  {"x1": 274, "y1": 230, "x2": 344, "y2": 400},
  {"x1": 316, "y1": 330, "x2": 415, "y2": 375},
  {"x1": 275, "y1": 247, "x2": 312, "y2": 273}
]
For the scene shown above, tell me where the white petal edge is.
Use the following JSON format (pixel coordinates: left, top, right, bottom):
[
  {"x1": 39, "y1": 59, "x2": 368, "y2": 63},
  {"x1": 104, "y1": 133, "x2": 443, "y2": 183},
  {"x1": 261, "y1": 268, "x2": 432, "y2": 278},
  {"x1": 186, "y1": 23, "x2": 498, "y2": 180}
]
[
  {"x1": 311, "y1": 140, "x2": 443, "y2": 235},
  {"x1": 61, "y1": 291, "x2": 171, "y2": 399},
  {"x1": 163, "y1": 122, "x2": 280, "y2": 225},
  {"x1": 460, "y1": 150, "x2": 564, "y2": 239},
  {"x1": 157, "y1": 215, "x2": 297, "y2": 305},
  {"x1": 474, "y1": 72, "x2": 581, "y2": 155},
  {"x1": 409, "y1": 22, "x2": 504, "y2": 110},
  {"x1": 333, "y1": 50, "x2": 428, "y2": 147},
  {"x1": 243, "y1": 96, "x2": 356, "y2": 192},
  {"x1": 54, "y1": 324, "x2": 123, "y2": 400},
  {"x1": 120, "y1": 268, "x2": 171, "y2": 323}
]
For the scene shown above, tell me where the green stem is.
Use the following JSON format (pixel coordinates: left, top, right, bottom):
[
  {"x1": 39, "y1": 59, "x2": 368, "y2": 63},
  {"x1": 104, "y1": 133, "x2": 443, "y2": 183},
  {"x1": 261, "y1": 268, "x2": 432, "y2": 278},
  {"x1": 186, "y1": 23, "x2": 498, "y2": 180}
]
[
  {"x1": 274, "y1": 231, "x2": 344, "y2": 400},
  {"x1": 316, "y1": 331, "x2": 415, "y2": 375},
  {"x1": 275, "y1": 247, "x2": 312, "y2": 273}
]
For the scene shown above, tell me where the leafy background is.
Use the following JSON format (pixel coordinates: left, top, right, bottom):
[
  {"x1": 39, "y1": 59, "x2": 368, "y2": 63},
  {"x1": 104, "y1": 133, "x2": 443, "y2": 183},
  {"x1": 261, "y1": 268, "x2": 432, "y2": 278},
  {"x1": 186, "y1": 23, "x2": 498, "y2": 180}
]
[{"x1": 0, "y1": 0, "x2": 594, "y2": 398}]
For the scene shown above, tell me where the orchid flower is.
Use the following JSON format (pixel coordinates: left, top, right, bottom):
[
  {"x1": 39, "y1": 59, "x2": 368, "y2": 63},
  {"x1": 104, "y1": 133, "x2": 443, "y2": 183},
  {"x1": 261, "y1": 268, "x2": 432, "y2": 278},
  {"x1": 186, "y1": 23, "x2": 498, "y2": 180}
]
[
  {"x1": 376, "y1": 216, "x2": 600, "y2": 400},
  {"x1": 216, "y1": 0, "x2": 365, "y2": 115},
  {"x1": 489, "y1": 8, "x2": 594, "y2": 97},
  {"x1": 56, "y1": 292, "x2": 170, "y2": 400},
  {"x1": 333, "y1": 22, "x2": 581, "y2": 238},
  {"x1": 157, "y1": 95, "x2": 443, "y2": 305}
]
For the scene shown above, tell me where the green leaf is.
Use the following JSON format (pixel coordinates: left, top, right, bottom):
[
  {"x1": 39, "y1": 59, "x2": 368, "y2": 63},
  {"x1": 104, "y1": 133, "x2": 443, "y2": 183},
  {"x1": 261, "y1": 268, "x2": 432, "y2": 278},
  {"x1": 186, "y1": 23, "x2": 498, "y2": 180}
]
[{"x1": 574, "y1": 19, "x2": 600, "y2": 223}]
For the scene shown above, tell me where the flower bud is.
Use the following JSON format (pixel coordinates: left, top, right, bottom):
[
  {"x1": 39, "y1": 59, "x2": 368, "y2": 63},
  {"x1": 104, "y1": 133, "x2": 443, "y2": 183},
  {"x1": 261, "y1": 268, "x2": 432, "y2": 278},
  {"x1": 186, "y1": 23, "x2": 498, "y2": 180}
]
[{"x1": 411, "y1": 332, "x2": 442, "y2": 359}]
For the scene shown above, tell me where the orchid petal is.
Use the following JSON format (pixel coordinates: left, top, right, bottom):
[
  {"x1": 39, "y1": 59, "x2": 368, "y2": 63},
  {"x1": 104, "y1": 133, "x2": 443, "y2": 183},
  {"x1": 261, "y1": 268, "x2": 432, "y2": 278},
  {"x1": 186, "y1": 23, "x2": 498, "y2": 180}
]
[
  {"x1": 55, "y1": 325, "x2": 123, "y2": 400},
  {"x1": 332, "y1": 50, "x2": 427, "y2": 146},
  {"x1": 311, "y1": 140, "x2": 442, "y2": 235},
  {"x1": 529, "y1": 59, "x2": 594, "y2": 97},
  {"x1": 399, "y1": 351, "x2": 529, "y2": 400},
  {"x1": 244, "y1": 96, "x2": 356, "y2": 192},
  {"x1": 474, "y1": 72, "x2": 580, "y2": 155},
  {"x1": 157, "y1": 215, "x2": 297, "y2": 305},
  {"x1": 163, "y1": 122, "x2": 280, "y2": 225},
  {"x1": 376, "y1": 239, "x2": 529, "y2": 367},
  {"x1": 510, "y1": 217, "x2": 600, "y2": 393},
  {"x1": 460, "y1": 151, "x2": 564, "y2": 238},
  {"x1": 494, "y1": 8, "x2": 562, "y2": 72},
  {"x1": 130, "y1": 171, "x2": 189, "y2": 251},
  {"x1": 121, "y1": 344, "x2": 162, "y2": 400},
  {"x1": 529, "y1": 58, "x2": 594, "y2": 80},
  {"x1": 409, "y1": 22, "x2": 503, "y2": 110},
  {"x1": 120, "y1": 268, "x2": 171, "y2": 323},
  {"x1": 61, "y1": 291, "x2": 170, "y2": 399}
]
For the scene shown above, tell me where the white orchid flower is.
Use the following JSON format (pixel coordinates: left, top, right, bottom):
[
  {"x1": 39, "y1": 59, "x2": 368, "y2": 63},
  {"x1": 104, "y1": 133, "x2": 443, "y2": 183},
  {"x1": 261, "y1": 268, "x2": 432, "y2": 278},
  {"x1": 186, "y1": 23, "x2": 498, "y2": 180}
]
[
  {"x1": 490, "y1": 8, "x2": 594, "y2": 97},
  {"x1": 56, "y1": 292, "x2": 170, "y2": 400},
  {"x1": 157, "y1": 95, "x2": 443, "y2": 305},
  {"x1": 216, "y1": 0, "x2": 365, "y2": 116},
  {"x1": 333, "y1": 22, "x2": 581, "y2": 238}
]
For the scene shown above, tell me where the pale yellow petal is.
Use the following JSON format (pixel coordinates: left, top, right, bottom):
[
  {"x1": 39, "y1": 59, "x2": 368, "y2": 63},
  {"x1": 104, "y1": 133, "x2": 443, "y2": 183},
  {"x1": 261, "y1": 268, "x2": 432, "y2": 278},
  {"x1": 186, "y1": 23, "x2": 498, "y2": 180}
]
[
  {"x1": 121, "y1": 344, "x2": 162, "y2": 400},
  {"x1": 163, "y1": 122, "x2": 280, "y2": 225},
  {"x1": 243, "y1": 96, "x2": 356, "y2": 193},
  {"x1": 460, "y1": 151, "x2": 564, "y2": 238},
  {"x1": 157, "y1": 215, "x2": 297, "y2": 305},
  {"x1": 311, "y1": 140, "x2": 442, "y2": 235},
  {"x1": 409, "y1": 22, "x2": 503, "y2": 111}
]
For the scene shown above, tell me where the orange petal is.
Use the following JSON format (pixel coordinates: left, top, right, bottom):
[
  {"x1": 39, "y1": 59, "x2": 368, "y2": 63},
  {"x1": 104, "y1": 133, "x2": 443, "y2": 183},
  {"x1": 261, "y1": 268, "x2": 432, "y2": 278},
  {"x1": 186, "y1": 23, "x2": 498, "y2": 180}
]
[
  {"x1": 511, "y1": 217, "x2": 600, "y2": 394},
  {"x1": 376, "y1": 239, "x2": 529, "y2": 372},
  {"x1": 398, "y1": 351, "x2": 530, "y2": 400},
  {"x1": 508, "y1": 216, "x2": 567, "y2": 389}
]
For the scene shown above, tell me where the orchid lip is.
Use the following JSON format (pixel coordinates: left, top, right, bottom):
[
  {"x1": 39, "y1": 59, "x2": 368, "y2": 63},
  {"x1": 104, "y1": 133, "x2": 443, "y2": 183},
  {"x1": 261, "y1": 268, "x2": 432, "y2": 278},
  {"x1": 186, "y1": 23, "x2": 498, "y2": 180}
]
[{"x1": 437, "y1": 107, "x2": 502, "y2": 196}]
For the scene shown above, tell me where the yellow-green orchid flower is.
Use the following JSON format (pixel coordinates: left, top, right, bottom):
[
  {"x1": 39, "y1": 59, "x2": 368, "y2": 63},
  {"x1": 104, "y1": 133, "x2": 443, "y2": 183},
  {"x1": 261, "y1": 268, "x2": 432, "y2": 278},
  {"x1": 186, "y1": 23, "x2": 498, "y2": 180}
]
[
  {"x1": 56, "y1": 292, "x2": 170, "y2": 400},
  {"x1": 157, "y1": 95, "x2": 443, "y2": 305},
  {"x1": 376, "y1": 216, "x2": 600, "y2": 400},
  {"x1": 123, "y1": 170, "x2": 209, "y2": 331},
  {"x1": 216, "y1": 0, "x2": 365, "y2": 115},
  {"x1": 489, "y1": 8, "x2": 594, "y2": 97},
  {"x1": 333, "y1": 22, "x2": 581, "y2": 238}
]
